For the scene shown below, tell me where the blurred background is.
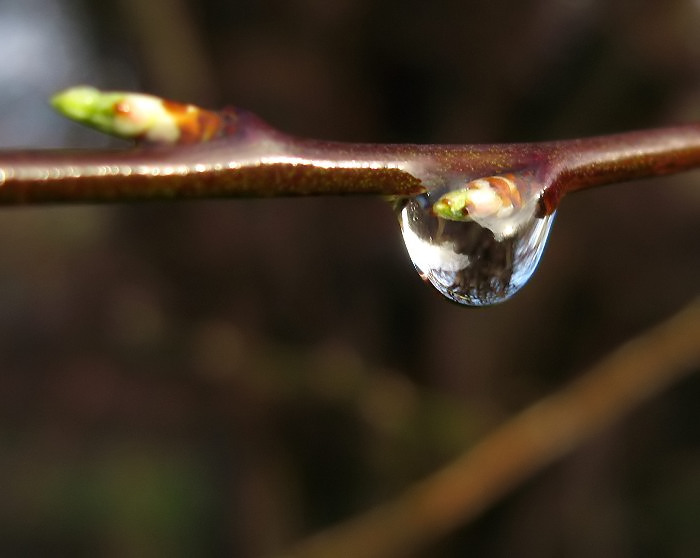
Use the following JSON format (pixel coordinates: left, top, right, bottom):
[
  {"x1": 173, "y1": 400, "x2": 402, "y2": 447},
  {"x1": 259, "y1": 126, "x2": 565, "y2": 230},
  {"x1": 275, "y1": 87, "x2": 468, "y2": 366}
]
[{"x1": 0, "y1": 0, "x2": 699, "y2": 556}]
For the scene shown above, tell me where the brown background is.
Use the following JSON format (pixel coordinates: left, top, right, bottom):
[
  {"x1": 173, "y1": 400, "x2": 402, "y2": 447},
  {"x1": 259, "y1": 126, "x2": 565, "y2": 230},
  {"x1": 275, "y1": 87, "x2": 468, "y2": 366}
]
[{"x1": 0, "y1": 0, "x2": 699, "y2": 556}]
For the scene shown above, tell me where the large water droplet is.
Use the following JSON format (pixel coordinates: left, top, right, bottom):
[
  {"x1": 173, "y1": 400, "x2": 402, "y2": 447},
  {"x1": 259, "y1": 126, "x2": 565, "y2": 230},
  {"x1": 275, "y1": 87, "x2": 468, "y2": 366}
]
[{"x1": 397, "y1": 171, "x2": 554, "y2": 306}]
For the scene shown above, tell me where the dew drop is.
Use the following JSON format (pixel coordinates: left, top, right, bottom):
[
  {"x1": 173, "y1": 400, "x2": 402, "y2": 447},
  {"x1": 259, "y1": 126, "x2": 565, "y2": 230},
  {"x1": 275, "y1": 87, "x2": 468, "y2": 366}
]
[{"x1": 397, "y1": 171, "x2": 554, "y2": 306}]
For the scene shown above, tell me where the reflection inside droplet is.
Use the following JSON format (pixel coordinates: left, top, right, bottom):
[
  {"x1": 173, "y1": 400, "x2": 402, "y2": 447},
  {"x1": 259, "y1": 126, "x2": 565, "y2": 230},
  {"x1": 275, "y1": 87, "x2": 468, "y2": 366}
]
[{"x1": 397, "y1": 171, "x2": 554, "y2": 306}]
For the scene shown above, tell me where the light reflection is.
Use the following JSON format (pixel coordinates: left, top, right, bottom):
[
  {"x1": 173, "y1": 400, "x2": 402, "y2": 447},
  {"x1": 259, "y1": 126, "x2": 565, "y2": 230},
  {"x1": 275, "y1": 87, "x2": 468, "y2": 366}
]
[
  {"x1": 258, "y1": 155, "x2": 406, "y2": 170},
  {"x1": 397, "y1": 172, "x2": 555, "y2": 306}
]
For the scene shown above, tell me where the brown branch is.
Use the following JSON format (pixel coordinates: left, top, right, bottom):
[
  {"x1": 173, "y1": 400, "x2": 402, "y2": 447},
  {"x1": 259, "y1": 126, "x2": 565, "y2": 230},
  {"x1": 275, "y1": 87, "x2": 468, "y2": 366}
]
[
  {"x1": 540, "y1": 124, "x2": 700, "y2": 212},
  {"x1": 2, "y1": 89, "x2": 700, "y2": 209},
  {"x1": 282, "y1": 298, "x2": 700, "y2": 558}
]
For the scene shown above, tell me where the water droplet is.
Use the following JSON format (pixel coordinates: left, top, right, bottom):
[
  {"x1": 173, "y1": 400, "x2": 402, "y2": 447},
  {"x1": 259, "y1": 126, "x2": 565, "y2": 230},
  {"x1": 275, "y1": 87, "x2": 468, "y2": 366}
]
[{"x1": 397, "y1": 171, "x2": 554, "y2": 306}]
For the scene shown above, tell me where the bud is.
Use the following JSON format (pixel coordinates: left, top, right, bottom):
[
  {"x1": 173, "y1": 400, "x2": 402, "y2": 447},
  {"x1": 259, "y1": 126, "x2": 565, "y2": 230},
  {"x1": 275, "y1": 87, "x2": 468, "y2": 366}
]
[{"x1": 51, "y1": 86, "x2": 225, "y2": 145}]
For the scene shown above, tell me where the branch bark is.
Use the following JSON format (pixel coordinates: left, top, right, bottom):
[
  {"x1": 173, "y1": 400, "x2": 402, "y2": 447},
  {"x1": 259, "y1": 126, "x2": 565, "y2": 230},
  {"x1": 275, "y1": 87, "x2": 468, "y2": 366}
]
[{"x1": 2, "y1": 88, "x2": 700, "y2": 208}]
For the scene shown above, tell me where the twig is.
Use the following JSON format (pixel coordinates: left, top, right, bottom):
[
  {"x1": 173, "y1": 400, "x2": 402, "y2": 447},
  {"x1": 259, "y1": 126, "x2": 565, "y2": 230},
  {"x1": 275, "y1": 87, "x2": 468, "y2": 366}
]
[
  {"x1": 282, "y1": 298, "x2": 700, "y2": 558},
  {"x1": 1, "y1": 88, "x2": 700, "y2": 208},
  {"x1": 117, "y1": 0, "x2": 215, "y2": 103}
]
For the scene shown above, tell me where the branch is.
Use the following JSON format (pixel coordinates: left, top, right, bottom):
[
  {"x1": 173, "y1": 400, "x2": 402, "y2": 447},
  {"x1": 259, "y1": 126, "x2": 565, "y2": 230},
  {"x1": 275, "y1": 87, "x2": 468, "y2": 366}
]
[
  {"x1": 281, "y1": 298, "x2": 700, "y2": 558},
  {"x1": 0, "y1": 87, "x2": 699, "y2": 210}
]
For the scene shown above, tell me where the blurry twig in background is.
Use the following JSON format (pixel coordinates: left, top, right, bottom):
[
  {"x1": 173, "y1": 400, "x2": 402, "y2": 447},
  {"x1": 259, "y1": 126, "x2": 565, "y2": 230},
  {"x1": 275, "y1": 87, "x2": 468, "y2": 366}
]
[
  {"x1": 283, "y1": 298, "x2": 700, "y2": 558},
  {"x1": 117, "y1": 0, "x2": 215, "y2": 104}
]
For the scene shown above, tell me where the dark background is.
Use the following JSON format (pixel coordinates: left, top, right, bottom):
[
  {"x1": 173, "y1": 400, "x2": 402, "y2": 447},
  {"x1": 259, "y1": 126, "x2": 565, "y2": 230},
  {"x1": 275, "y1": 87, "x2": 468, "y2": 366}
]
[{"x1": 0, "y1": 0, "x2": 699, "y2": 556}]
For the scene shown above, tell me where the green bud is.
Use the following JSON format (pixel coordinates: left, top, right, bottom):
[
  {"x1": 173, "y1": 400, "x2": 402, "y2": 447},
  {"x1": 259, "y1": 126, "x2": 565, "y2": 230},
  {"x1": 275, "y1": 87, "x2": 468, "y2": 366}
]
[
  {"x1": 432, "y1": 189, "x2": 474, "y2": 221},
  {"x1": 51, "y1": 86, "x2": 132, "y2": 137},
  {"x1": 51, "y1": 86, "x2": 186, "y2": 144}
]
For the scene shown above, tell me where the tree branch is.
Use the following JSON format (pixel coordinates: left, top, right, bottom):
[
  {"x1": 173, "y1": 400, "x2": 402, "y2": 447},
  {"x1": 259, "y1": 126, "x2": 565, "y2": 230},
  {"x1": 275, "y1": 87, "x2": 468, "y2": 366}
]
[
  {"x1": 282, "y1": 298, "x2": 700, "y2": 558},
  {"x1": 1, "y1": 88, "x2": 700, "y2": 209}
]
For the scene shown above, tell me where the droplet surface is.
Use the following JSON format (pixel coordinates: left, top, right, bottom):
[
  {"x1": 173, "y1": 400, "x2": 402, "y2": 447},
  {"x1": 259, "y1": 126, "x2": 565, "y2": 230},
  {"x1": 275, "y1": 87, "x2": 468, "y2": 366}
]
[{"x1": 397, "y1": 171, "x2": 554, "y2": 306}]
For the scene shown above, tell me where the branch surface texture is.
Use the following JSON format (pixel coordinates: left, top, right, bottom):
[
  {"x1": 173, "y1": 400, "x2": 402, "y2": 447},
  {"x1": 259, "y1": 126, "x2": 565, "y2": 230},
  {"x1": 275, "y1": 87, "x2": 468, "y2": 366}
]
[{"x1": 0, "y1": 87, "x2": 699, "y2": 211}]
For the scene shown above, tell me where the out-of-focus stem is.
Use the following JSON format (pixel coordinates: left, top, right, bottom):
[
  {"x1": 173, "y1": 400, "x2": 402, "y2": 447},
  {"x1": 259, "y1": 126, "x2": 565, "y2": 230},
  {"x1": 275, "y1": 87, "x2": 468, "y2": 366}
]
[{"x1": 282, "y1": 299, "x2": 700, "y2": 558}]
